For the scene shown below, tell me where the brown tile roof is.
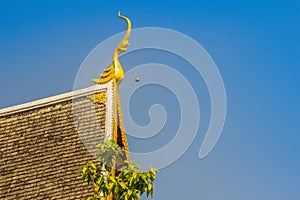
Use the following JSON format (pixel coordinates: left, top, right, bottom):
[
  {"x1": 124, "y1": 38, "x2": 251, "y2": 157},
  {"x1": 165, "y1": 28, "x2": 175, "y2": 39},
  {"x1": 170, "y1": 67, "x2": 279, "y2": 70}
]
[{"x1": 0, "y1": 95, "x2": 106, "y2": 199}]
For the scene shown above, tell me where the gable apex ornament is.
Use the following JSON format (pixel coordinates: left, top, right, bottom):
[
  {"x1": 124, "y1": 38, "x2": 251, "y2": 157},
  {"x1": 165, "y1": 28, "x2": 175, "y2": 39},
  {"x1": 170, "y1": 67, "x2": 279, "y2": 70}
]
[
  {"x1": 91, "y1": 11, "x2": 131, "y2": 85},
  {"x1": 88, "y1": 12, "x2": 131, "y2": 159}
]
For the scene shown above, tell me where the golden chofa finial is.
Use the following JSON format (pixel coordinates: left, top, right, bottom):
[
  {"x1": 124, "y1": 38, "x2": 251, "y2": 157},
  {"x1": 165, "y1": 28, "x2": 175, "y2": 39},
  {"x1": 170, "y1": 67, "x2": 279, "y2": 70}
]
[{"x1": 92, "y1": 11, "x2": 131, "y2": 85}]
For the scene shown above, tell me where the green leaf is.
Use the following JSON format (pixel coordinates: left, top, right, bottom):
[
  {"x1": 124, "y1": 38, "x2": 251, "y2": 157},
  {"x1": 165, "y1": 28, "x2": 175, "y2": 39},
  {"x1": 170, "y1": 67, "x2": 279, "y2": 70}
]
[
  {"x1": 127, "y1": 189, "x2": 132, "y2": 196},
  {"x1": 132, "y1": 172, "x2": 137, "y2": 179},
  {"x1": 148, "y1": 183, "x2": 152, "y2": 192},
  {"x1": 119, "y1": 182, "x2": 127, "y2": 189}
]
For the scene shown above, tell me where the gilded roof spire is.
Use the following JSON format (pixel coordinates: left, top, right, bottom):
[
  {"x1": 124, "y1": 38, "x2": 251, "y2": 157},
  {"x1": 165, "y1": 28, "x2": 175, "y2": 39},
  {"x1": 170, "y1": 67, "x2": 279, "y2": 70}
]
[
  {"x1": 92, "y1": 11, "x2": 131, "y2": 85},
  {"x1": 89, "y1": 11, "x2": 131, "y2": 156}
]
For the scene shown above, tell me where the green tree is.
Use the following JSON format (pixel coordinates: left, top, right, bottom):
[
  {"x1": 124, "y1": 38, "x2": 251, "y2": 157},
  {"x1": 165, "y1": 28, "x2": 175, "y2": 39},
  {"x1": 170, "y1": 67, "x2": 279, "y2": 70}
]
[{"x1": 80, "y1": 140, "x2": 157, "y2": 200}]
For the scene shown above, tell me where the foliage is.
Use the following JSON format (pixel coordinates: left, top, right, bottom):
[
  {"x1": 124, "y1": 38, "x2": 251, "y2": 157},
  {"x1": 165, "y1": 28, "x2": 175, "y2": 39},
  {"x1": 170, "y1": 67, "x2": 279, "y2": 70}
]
[{"x1": 80, "y1": 140, "x2": 157, "y2": 200}]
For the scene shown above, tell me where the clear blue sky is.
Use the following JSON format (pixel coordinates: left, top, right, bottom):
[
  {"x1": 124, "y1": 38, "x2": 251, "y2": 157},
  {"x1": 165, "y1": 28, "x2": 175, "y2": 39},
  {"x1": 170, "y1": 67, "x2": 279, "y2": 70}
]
[{"x1": 0, "y1": 0, "x2": 299, "y2": 199}]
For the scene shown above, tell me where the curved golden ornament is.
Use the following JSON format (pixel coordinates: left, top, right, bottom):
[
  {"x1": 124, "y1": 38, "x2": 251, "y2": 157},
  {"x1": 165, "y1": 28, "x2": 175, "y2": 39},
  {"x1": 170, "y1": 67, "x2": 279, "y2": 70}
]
[{"x1": 92, "y1": 11, "x2": 131, "y2": 85}]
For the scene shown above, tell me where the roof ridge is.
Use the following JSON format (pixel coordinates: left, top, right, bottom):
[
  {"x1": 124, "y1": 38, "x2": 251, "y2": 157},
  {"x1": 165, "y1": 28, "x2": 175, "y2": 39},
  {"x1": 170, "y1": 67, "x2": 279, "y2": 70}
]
[{"x1": 0, "y1": 83, "x2": 110, "y2": 117}]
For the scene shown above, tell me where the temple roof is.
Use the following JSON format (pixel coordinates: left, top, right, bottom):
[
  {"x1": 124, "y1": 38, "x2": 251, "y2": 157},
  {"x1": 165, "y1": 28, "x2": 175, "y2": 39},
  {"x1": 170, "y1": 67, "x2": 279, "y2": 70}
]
[{"x1": 0, "y1": 84, "x2": 112, "y2": 199}]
